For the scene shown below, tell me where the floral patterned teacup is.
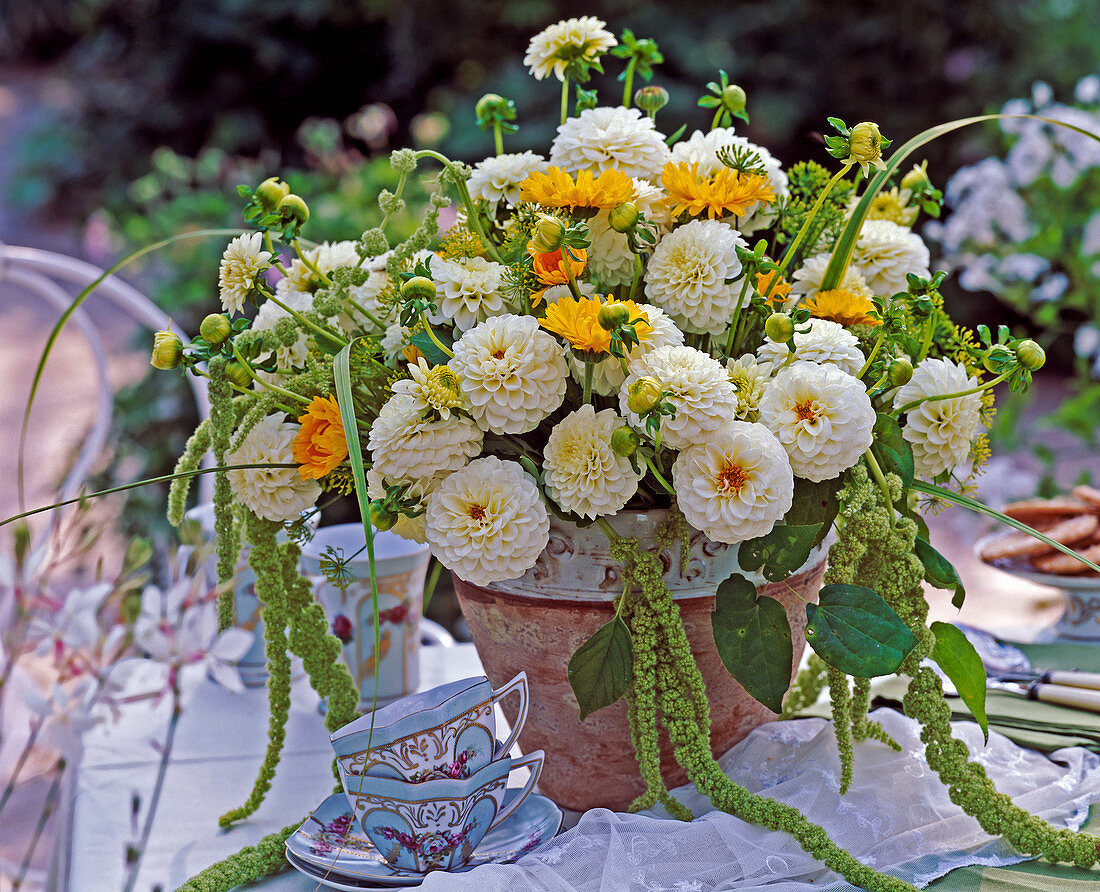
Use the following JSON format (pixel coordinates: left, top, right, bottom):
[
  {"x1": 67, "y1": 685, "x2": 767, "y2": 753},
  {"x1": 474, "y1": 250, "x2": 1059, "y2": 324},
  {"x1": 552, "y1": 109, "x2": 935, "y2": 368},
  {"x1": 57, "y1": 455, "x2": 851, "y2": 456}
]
[
  {"x1": 330, "y1": 672, "x2": 529, "y2": 784},
  {"x1": 339, "y1": 750, "x2": 544, "y2": 873}
]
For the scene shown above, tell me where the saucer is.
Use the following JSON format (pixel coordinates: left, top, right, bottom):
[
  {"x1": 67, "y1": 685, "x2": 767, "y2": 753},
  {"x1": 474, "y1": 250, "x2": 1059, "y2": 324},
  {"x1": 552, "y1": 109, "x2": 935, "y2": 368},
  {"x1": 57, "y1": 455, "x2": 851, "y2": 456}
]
[{"x1": 285, "y1": 787, "x2": 563, "y2": 886}]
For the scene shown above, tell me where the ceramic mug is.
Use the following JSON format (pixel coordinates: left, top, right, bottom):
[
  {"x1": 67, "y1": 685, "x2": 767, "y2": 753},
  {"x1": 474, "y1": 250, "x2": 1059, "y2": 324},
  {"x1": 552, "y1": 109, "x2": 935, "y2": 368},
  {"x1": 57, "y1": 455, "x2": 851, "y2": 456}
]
[
  {"x1": 330, "y1": 672, "x2": 529, "y2": 782},
  {"x1": 300, "y1": 524, "x2": 431, "y2": 708},
  {"x1": 339, "y1": 751, "x2": 545, "y2": 873}
]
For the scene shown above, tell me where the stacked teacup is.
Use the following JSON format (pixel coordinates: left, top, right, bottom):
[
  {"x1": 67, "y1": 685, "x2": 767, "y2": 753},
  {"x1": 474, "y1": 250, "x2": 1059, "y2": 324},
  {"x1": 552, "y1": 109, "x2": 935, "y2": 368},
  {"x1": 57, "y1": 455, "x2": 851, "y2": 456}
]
[{"x1": 329, "y1": 671, "x2": 543, "y2": 874}]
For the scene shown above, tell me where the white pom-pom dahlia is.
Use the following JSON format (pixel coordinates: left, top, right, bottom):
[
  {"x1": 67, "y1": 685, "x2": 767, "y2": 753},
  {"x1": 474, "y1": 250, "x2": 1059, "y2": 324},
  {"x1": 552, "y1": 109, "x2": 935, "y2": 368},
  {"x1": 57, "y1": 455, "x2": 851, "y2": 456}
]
[
  {"x1": 543, "y1": 405, "x2": 642, "y2": 519},
  {"x1": 673, "y1": 421, "x2": 794, "y2": 543},
  {"x1": 892, "y1": 357, "x2": 985, "y2": 478},
  {"x1": 550, "y1": 106, "x2": 670, "y2": 181},
  {"x1": 756, "y1": 318, "x2": 866, "y2": 378},
  {"x1": 620, "y1": 345, "x2": 739, "y2": 449},
  {"x1": 524, "y1": 17, "x2": 617, "y2": 82},
  {"x1": 581, "y1": 302, "x2": 684, "y2": 396},
  {"x1": 726, "y1": 353, "x2": 768, "y2": 421},
  {"x1": 851, "y1": 219, "x2": 931, "y2": 297},
  {"x1": 468, "y1": 152, "x2": 547, "y2": 207},
  {"x1": 451, "y1": 314, "x2": 568, "y2": 435},
  {"x1": 367, "y1": 392, "x2": 483, "y2": 480},
  {"x1": 426, "y1": 457, "x2": 549, "y2": 586},
  {"x1": 645, "y1": 219, "x2": 746, "y2": 335},
  {"x1": 428, "y1": 254, "x2": 508, "y2": 332},
  {"x1": 586, "y1": 178, "x2": 671, "y2": 286},
  {"x1": 227, "y1": 416, "x2": 320, "y2": 522},
  {"x1": 218, "y1": 232, "x2": 271, "y2": 315},
  {"x1": 758, "y1": 362, "x2": 875, "y2": 482},
  {"x1": 789, "y1": 252, "x2": 871, "y2": 300}
]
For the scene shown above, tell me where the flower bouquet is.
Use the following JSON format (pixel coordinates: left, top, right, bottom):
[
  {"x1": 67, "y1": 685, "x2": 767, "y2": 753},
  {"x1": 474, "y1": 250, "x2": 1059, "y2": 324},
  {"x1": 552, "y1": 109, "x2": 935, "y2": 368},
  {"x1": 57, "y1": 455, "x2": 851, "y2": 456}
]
[{"x1": 15, "y1": 14, "x2": 1100, "y2": 892}]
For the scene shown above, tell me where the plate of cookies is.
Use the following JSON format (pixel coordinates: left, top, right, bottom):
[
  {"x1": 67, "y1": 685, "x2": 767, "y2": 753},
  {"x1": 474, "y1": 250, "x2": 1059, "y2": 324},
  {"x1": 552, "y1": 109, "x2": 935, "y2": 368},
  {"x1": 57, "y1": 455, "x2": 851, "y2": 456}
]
[{"x1": 976, "y1": 485, "x2": 1100, "y2": 639}]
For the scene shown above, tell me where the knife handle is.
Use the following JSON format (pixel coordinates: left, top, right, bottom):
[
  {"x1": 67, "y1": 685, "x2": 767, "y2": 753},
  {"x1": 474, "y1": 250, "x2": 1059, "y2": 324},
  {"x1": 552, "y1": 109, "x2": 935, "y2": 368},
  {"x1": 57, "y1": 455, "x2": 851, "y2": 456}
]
[
  {"x1": 1043, "y1": 670, "x2": 1100, "y2": 691},
  {"x1": 1030, "y1": 683, "x2": 1100, "y2": 713}
]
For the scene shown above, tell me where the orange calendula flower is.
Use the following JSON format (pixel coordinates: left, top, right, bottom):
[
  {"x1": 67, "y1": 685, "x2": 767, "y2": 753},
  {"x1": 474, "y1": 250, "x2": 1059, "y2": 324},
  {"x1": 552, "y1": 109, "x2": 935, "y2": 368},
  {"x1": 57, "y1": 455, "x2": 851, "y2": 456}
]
[
  {"x1": 661, "y1": 161, "x2": 776, "y2": 220},
  {"x1": 801, "y1": 288, "x2": 881, "y2": 327},
  {"x1": 540, "y1": 296, "x2": 653, "y2": 355},
  {"x1": 293, "y1": 395, "x2": 349, "y2": 480},
  {"x1": 519, "y1": 166, "x2": 634, "y2": 209},
  {"x1": 528, "y1": 243, "x2": 588, "y2": 304},
  {"x1": 756, "y1": 270, "x2": 792, "y2": 307}
]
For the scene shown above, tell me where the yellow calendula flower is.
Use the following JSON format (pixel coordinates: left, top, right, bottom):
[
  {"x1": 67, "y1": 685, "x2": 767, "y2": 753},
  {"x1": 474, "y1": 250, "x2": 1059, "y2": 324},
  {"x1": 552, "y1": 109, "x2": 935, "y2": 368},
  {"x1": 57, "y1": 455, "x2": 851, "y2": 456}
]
[
  {"x1": 801, "y1": 288, "x2": 881, "y2": 327},
  {"x1": 866, "y1": 187, "x2": 917, "y2": 227},
  {"x1": 540, "y1": 296, "x2": 653, "y2": 355},
  {"x1": 755, "y1": 270, "x2": 792, "y2": 307},
  {"x1": 661, "y1": 161, "x2": 776, "y2": 220},
  {"x1": 519, "y1": 166, "x2": 634, "y2": 210},
  {"x1": 293, "y1": 395, "x2": 349, "y2": 480},
  {"x1": 528, "y1": 243, "x2": 588, "y2": 305}
]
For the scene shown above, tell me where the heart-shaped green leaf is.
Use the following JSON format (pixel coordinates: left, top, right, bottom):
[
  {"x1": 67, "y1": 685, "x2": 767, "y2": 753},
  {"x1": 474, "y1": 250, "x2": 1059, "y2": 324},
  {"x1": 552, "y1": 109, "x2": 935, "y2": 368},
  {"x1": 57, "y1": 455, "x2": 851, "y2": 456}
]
[
  {"x1": 409, "y1": 328, "x2": 454, "y2": 365},
  {"x1": 711, "y1": 573, "x2": 793, "y2": 712},
  {"x1": 738, "y1": 523, "x2": 822, "y2": 582},
  {"x1": 782, "y1": 478, "x2": 841, "y2": 546},
  {"x1": 915, "y1": 537, "x2": 966, "y2": 608},
  {"x1": 568, "y1": 617, "x2": 633, "y2": 721},
  {"x1": 806, "y1": 584, "x2": 918, "y2": 677},
  {"x1": 871, "y1": 413, "x2": 914, "y2": 489},
  {"x1": 929, "y1": 621, "x2": 989, "y2": 741}
]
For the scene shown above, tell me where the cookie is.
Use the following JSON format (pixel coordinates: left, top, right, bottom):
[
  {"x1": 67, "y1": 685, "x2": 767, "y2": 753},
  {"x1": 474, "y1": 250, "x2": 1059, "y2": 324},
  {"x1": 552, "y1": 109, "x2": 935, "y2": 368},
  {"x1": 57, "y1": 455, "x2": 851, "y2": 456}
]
[
  {"x1": 1032, "y1": 542, "x2": 1100, "y2": 576},
  {"x1": 1003, "y1": 496, "x2": 1095, "y2": 523},
  {"x1": 1072, "y1": 485, "x2": 1100, "y2": 510},
  {"x1": 979, "y1": 514, "x2": 1099, "y2": 562}
]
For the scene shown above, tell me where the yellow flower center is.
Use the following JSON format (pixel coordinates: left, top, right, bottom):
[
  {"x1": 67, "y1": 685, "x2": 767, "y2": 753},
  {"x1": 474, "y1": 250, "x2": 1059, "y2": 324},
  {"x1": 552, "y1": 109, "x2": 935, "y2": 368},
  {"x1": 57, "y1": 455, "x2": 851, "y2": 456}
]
[
  {"x1": 468, "y1": 503, "x2": 487, "y2": 522},
  {"x1": 794, "y1": 399, "x2": 818, "y2": 422},
  {"x1": 716, "y1": 462, "x2": 748, "y2": 494}
]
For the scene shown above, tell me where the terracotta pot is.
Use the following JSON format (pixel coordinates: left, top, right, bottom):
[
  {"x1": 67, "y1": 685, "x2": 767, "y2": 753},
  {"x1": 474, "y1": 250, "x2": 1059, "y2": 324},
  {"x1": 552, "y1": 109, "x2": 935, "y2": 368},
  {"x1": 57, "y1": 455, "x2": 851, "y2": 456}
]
[{"x1": 452, "y1": 510, "x2": 826, "y2": 812}]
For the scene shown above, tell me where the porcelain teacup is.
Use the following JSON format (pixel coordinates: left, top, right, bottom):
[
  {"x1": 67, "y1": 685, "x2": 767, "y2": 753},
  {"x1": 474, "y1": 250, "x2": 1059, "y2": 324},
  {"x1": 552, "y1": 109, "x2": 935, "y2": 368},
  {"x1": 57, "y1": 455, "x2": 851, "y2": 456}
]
[
  {"x1": 330, "y1": 672, "x2": 529, "y2": 783},
  {"x1": 338, "y1": 750, "x2": 544, "y2": 873}
]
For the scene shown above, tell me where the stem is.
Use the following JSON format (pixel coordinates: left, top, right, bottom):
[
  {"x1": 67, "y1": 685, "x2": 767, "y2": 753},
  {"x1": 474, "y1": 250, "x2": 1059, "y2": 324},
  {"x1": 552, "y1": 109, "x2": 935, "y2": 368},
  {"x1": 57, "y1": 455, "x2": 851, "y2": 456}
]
[
  {"x1": 643, "y1": 455, "x2": 676, "y2": 496},
  {"x1": 916, "y1": 314, "x2": 936, "y2": 363},
  {"x1": 856, "y1": 328, "x2": 886, "y2": 379},
  {"x1": 292, "y1": 239, "x2": 332, "y2": 286},
  {"x1": 344, "y1": 295, "x2": 388, "y2": 330},
  {"x1": 417, "y1": 313, "x2": 454, "y2": 358},
  {"x1": 0, "y1": 717, "x2": 43, "y2": 816},
  {"x1": 263, "y1": 293, "x2": 347, "y2": 349},
  {"x1": 629, "y1": 252, "x2": 643, "y2": 301},
  {"x1": 582, "y1": 358, "x2": 594, "y2": 405},
  {"x1": 622, "y1": 59, "x2": 637, "y2": 107},
  {"x1": 594, "y1": 515, "x2": 621, "y2": 544},
  {"x1": 778, "y1": 164, "x2": 851, "y2": 275},
  {"x1": 710, "y1": 107, "x2": 724, "y2": 131},
  {"x1": 262, "y1": 231, "x2": 291, "y2": 278},
  {"x1": 863, "y1": 450, "x2": 895, "y2": 528},
  {"x1": 230, "y1": 343, "x2": 311, "y2": 407},
  {"x1": 560, "y1": 77, "x2": 570, "y2": 125},
  {"x1": 122, "y1": 683, "x2": 182, "y2": 892},
  {"x1": 724, "y1": 276, "x2": 754, "y2": 356},
  {"x1": 13, "y1": 756, "x2": 65, "y2": 891},
  {"x1": 492, "y1": 121, "x2": 503, "y2": 156},
  {"x1": 415, "y1": 149, "x2": 502, "y2": 263},
  {"x1": 422, "y1": 559, "x2": 443, "y2": 613},
  {"x1": 895, "y1": 369, "x2": 1011, "y2": 416}
]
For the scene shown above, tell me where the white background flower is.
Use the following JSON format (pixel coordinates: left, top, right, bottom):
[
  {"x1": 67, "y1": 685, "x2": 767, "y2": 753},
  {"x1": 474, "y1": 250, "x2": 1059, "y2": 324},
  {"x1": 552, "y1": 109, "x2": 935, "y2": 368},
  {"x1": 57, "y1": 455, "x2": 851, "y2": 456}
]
[
  {"x1": 218, "y1": 232, "x2": 270, "y2": 315},
  {"x1": 673, "y1": 421, "x2": 794, "y2": 543},
  {"x1": 550, "y1": 106, "x2": 670, "y2": 180},
  {"x1": 789, "y1": 252, "x2": 872, "y2": 300},
  {"x1": 543, "y1": 405, "x2": 642, "y2": 518},
  {"x1": 645, "y1": 219, "x2": 746, "y2": 334},
  {"x1": 582, "y1": 302, "x2": 684, "y2": 396},
  {"x1": 451, "y1": 314, "x2": 568, "y2": 434},
  {"x1": 227, "y1": 416, "x2": 321, "y2": 522},
  {"x1": 428, "y1": 254, "x2": 508, "y2": 332},
  {"x1": 758, "y1": 362, "x2": 875, "y2": 482},
  {"x1": 524, "y1": 17, "x2": 617, "y2": 81},
  {"x1": 893, "y1": 357, "x2": 985, "y2": 478},
  {"x1": 468, "y1": 152, "x2": 547, "y2": 207},
  {"x1": 851, "y1": 219, "x2": 931, "y2": 297},
  {"x1": 756, "y1": 318, "x2": 866, "y2": 378},
  {"x1": 426, "y1": 457, "x2": 549, "y2": 585},
  {"x1": 368, "y1": 392, "x2": 484, "y2": 479}
]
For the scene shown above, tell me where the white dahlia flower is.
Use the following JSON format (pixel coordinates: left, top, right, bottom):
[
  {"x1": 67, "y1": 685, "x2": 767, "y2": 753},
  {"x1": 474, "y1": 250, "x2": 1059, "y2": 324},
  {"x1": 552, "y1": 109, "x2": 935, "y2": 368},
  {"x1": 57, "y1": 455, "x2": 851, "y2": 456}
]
[
  {"x1": 851, "y1": 219, "x2": 931, "y2": 298},
  {"x1": 381, "y1": 321, "x2": 412, "y2": 363},
  {"x1": 550, "y1": 106, "x2": 671, "y2": 181},
  {"x1": 450, "y1": 314, "x2": 568, "y2": 435},
  {"x1": 426, "y1": 457, "x2": 549, "y2": 586},
  {"x1": 218, "y1": 232, "x2": 271, "y2": 315},
  {"x1": 756, "y1": 317, "x2": 866, "y2": 378},
  {"x1": 390, "y1": 357, "x2": 467, "y2": 421},
  {"x1": 468, "y1": 152, "x2": 547, "y2": 207},
  {"x1": 367, "y1": 392, "x2": 483, "y2": 480},
  {"x1": 758, "y1": 362, "x2": 875, "y2": 482},
  {"x1": 673, "y1": 421, "x2": 794, "y2": 543},
  {"x1": 789, "y1": 252, "x2": 872, "y2": 301},
  {"x1": 726, "y1": 353, "x2": 769, "y2": 421},
  {"x1": 645, "y1": 219, "x2": 747, "y2": 335},
  {"x1": 543, "y1": 405, "x2": 642, "y2": 519},
  {"x1": 892, "y1": 357, "x2": 985, "y2": 478},
  {"x1": 581, "y1": 302, "x2": 684, "y2": 396},
  {"x1": 620, "y1": 345, "x2": 739, "y2": 449},
  {"x1": 367, "y1": 470, "x2": 446, "y2": 544},
  {"x1": 341, "y1": 254, "x2": 394, "y2": 332},
  {"x1": 542, "y1": 281, "x2": 597, "y2": 304},
  {"x1": 524, "y1": 17, "x2": 617, "y2": 82},
  {"x1": 227, "y1": 416, "x2": 320, "y2": 522},
  {"x1": 428, "y1": 254, "x2": 508, "y2": 332}
]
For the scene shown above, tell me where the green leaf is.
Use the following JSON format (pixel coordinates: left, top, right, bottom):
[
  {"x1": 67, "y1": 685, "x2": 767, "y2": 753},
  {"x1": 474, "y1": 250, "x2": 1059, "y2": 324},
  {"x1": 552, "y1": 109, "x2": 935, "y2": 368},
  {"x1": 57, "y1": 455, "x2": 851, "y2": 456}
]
[
  {"x1": 914, "y1": 537, "x2": 966, "y2": 608},
  {"x1": 711, "y1": 573, "x2": 792, "y2": 712},
  {"x1": 930, "y1": 621, "x2": 989, "y2": 741},
  {"x1": 782, "y1": 478, "x2": 841, "y2": 546},
  {"x1": 408, "y1": 328, "x2": 454, "y2": 365},
  {"x1": 738, "y1": 523, "x2": 822, "y2": 582},
  {"x1": 806, "y1": 584, "x2": 918, "y2": 677},
  {"x1": 870, "y1": 413, "x2": 914, "y2": 489},
  {"x1": 568, "y1": 617, "x2": 633, "y2": 721}
]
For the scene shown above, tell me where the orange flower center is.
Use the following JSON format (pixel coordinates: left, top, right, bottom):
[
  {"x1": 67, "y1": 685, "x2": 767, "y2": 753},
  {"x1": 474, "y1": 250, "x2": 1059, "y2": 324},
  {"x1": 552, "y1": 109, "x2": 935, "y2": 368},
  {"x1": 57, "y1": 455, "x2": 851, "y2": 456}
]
[
  {"x1": 717, "y1": 463, "x2": 748, "y2": 494},
  {"x1": 491, "y1": 349, "x2": 505, "y2": 359},
  {"x1": 468, "y1": 504, "x2": 487, "y2": 521},
  {"x1": 794, "y1": 399, "x2": 818, "y2": 422}
]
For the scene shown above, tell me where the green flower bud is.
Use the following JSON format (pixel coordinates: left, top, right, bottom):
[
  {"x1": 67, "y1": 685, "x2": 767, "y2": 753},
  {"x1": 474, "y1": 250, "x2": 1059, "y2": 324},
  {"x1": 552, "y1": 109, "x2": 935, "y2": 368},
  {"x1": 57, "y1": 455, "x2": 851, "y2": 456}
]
[
  {"x1": 528, "y1": 214, "x2": 565, "y2": 253},
  {"x1": 598, "y1": 302, "x2": 632, "y2": 331},
  {"x1": 1015, "y1": 339, "x2": 1046, "y2": 371},
  {"x1": 199, "y1": 313, "x2": 232, "y2": 346},
  {"x1": 887, "y1": 357, "x2": 913, "y2": 387},
  {"x1": 626, "y1": 377, "x2": 663, "y2": 415},
  {"x1": 120, "y1": 590, "x2": 144, "y2": 625},
  {"x1": 255, "y1": 176, "x2": 289, "y2": 212},
  {"x1": 983, "y1": 344, "x2": 1013, "y2": 373},
  {"x1": 401, "y1": 276, "x2": 437, "y2": 302},
  {"x1": 369, "y1": 500, "x2": 397, "y2": 532},
  {"x1": 610, "y1": 425, "x2": 640, "y2": 457},
  {"x1": 150, "y1": 330, "x2": 183, "y2": 370},
  {"x1": 721, "y1": 84, "x2": 747, "y2": 113},
  {"x1": 900, "y1": 161, "x2": 931, "y2": 193},
  {"x1": 608, "y1": 201, "x2": 639, "y2": 234},
  {"x1": 475, "y1": 93, "x2": 506, "y2": 120},
  {"x1": 849, "y1": 122, "x2": 885, "y2": 166},
  {"x1": 223, "y1": 360, "x2": 253, "y2": 388},
  {"x1": 634, "y1": 85, "x2": 669, "y2": 114},
  {"x1": 764, "y1": 312, "x2": 795, "y2": 344},
  {"x1": 277, "y1": 193, "x2": 310, "y2": 225}
]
